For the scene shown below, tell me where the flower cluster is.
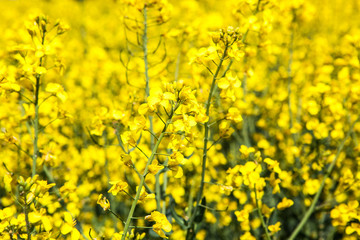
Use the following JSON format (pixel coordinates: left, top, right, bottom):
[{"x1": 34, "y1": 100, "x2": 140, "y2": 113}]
[{"x1": 1, "y1": 0, "x2": 360, "y2": 239}]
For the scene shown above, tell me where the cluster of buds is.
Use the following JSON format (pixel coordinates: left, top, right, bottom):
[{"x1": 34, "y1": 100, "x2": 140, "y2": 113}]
[
  {"x1": 18, "y1": 175, "x2": 39, "y2": 205},
  {"x1": 212, "y1": 26, "x2": 242, "y2": 45},
  {"x1": 26, "y1": 15, "x2": 69, "y2": 38},
  {"x1": 18, "y1": 175, "x2": 55, "y2": 205}
]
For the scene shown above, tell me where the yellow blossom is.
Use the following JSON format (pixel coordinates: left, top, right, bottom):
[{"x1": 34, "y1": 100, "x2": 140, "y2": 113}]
[
  {"x1": 45, "y1": 83, "x2": 68, "y2": 102},
  {"x1": 268, "y1": 222, "x2": 281, "y2": 233},
  {"x1": 148, "y1": 159, "x2": 164, "y2": 175},
  {"x1": 145, "y1": 211, "x2": 172, "y2": 238},
  {"x1": 108, "y1": 180, "x2": 128, "y2": 196},
  {"x1": 97, "y1": 194, "x2": 110, "y2": 211},
  {"x1": 277, "y1": 197, "x2": 294, "y2": 210}
]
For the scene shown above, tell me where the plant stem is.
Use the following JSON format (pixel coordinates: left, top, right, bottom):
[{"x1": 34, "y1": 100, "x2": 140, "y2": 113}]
[
  {"x1": 121, "y1": 128, "x2": 166, "y2": 239},
  {"x1": 162, "y1": 162, "x2": 169, "y2": 213},
  {"x1": 143, "y1": 7, "x2": 150, "y2": 100},
  {"x1": 103, "y1": 133, "x2": 118, "y2": 230},
  {"x1": 155, "y1": 172, "x2": 162, "y2": 211},
  {"x1": 142, "y1": 6, "x2": 155, "y2": 149},
  {"x1": 24, "y1": 196, "x2": 31, "y2": 240},
  {"x1": 32, "y1": 32, "x2": 45, "y2": 177},
  {"x1": 254, "y1": 186, "x2": 271, "y2": 240},
  {"x1": 186, "y1": 44, "x2": 229, "y2": 232},
  {"x1": 121, "y1": 104, "x2": 178, "y2": 240},
  {"x1": 142, "y1": 5, "x2": 160, "y2": 211},
  {"x1": 288, "y1": 118, "x2": 358, "y2": 240}
]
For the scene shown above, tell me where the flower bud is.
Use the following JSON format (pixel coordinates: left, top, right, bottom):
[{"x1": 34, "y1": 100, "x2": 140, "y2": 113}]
[
  {"x1": 29, "y1": 175, "x2": 39, "y2": 186},
  {"x1": 18, "y1": 176, "x2": 25, "y2": 186},
  {"x1": 226, "y1": 35, "x2": 232, "y2": 44},
  {"x1": 227, "y1": 26, "x2": 234, "y2": 36},
  {"x1": 220, "y1": 28, "x2": 225, "y2": 38},
  {"x1": 212, "y1": 32, "x2": 221, "y2": 44},
  {"x1": 40, "y1": 20, "x2": 47, "y2": 32},
  {"x1": 26, "y1": 192, "x2": 35, "y2": 205},
  {"x1": 57, "y1": 22, "x2": 70, "y2": 35}
]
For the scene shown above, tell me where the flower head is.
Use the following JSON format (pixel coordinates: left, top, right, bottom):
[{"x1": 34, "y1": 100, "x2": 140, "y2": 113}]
[
  {"x1": 108, "y1": 180, "x2": 128, "y2": 196},
  {"x1": 97, "y1": 194, "x2": 110, "y2": 211},
  {"x1": 145, "y1": 211, "x2": 172, "y2": 238}
]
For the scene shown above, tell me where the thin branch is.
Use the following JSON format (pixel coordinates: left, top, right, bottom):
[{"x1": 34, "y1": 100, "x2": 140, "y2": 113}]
[{"x1": 288, "y1": 117, "x2": 359, "y2": 240}]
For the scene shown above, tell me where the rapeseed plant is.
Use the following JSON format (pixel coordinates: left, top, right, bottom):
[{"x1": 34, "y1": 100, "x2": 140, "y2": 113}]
[{"x1": 1, "y1": 0, "x2": 360, "y2": 239}]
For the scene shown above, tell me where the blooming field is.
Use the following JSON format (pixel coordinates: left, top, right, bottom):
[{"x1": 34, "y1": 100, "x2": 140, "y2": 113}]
[{"x1": 1, "y1": 0, "x2": 360, "y2": 239}]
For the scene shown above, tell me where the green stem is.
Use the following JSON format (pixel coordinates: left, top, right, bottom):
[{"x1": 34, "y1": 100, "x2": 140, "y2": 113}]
[
  {"x1": 287, "y1": 31, "x2": 301, "y2": 168},
  {"x1": 104, "y1": 134, "x2": 118, "y2": 230},
  {"x1": 109, "y1": 209, "x2": 125, "y2": 223},
  {"x1": 121, "y1": 130, "x2": 165, "y2": 239},
  {"x1": 32, "y1": 80, "x2": 40, "y2": 177},
  {"x1": 254, "y1": 185, "x2": 271, "y2": 240},
  {"x1": 142, "y1": 5, "x2": 159, "y2": 210},
  {"x1": 143, "y1": 7, "x2": 150, "y2": 99},
  {"x1": 32, "y1": 32, "x2": 45, "y2": 177},
  {"x1": 288, "y1": 118, "x2": 358, "y2": 240},
  {"x1": 131, "y1": 165, "x2": 153, "y2": 193},
  {"x1": 121, "y1": 104, "x2": 178, "y2": 240},
  {"x1": 187, "y1": 44, "x2": 229, "y2": 232},
  {"x1": 155, "y1": 172, "x2": 162, "y2": 211},
  {"x1": 142, "y1": 6, "x2": 155, "y2": 149},
  {"x1": 24, "y1": 195, "x2": 31, "y2": 240},
  {"x1": 162, "y1": 153, "x2": 170, "y2": 213},
  {"x1": 287, "y1": 31, "x2": 294, "y2": 133}
]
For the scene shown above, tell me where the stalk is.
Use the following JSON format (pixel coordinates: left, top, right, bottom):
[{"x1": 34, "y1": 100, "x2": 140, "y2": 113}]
[
  {"x1": 24, "y1": 195, "x2": 32, "y2": 240},
  {"x1": 142, "y1": 5, "x2": 160, "y2": 211},
  {"x1": 121, "y1": 104, "x2": 178, "y2": 240},
  {"x1": 255, "y1": 186, "x2": 271, "y2": 240},
  {"x1": 142, "y1": 6, "x2": 155, "y2": 149},
  {"x1": 186, "y1": 44, "x2": 229, "y2": 232},
  {"x1": 288, "y1": 117, "x2": 358, "y2": 240},
  {"x1": 32, "y1": 31, "x2": 45, "y2": 177}
]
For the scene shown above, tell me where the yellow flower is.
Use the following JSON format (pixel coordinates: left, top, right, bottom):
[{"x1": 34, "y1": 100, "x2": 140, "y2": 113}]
[
  {"x1": 145, "y1": 211, "x2": 172, "y2": 238},
  {"x1": 97, "y1": 194, "x2": 110, "y2": 211},
  {"x1": 138, "y1": 187, "x2": 155, "y2": 203},
  {"x1": 303, "y1": 178, "x2": 320, "y2": 195},
  {"x1": 121, "y1": 154, "x2": 133, "y2": 167},
  {"x1": 0, "y1": 79, "x2": 21, "y2": 92},
  {"x1": 108, "y1": 180, "x2": 128, "y2": 196},
  {"x1": 90, "y1": 117, "x2": 106, "y2": 136},
  {"x1": 266, "y1": 172, "x2": 281, "y2": 194},
  {"x1": 346, "y1": 222, "x2": 360, "y2": 235},
  {"x1": 234, "y1": 204, "x2": 253, "y2": 222},
  {"x1": 35, "y1": 66, "x2": 47, "y2": 75},
  {"x1": 45, "y1": 83, "x2": 68, "y2": 102},
  {"x1": 121, "y1": 131, "x2": 137, "y2": 147},
  {"x1": 277, "y1": 197, "x2": 294, "y2": 210},
  {"x1": 239, "y1": 145, "x2": 255, "y2": 159},
  {"x1": 261, "y1": 204, "x2": 275, "y2": 219},
  {"x1": 3, "y1": 171, "x2": 12, "y2": 192},
  {"x1": 264, "y1": 158, "x2": 282, "y2": 174},
  {"x1": 226, "y1": 107, "x2": 243, "y2": 123},
  {"x1": 36, "y1": 180, "x2": 56, "y2": 196},
  {"x1": 219, "y1": 121, "x2": 234, "y2": 138},
  {"x1": 148, "y1": 160, "x2": 164, "y2": 175},
  {"x1": 268, "y1": 221, "x2": 281, "y2": 233},
  {"x1": 218, "y1": 77, "x2": 230, "y2": 89},
  {"x1": 240, "y1": 232, "x2": 256, "y2": 240},
  {"x1": 167, "y1": 152, "x2": 185, "y2": 178},
  {"x1": 61, "y1": 212, "x2": 80, "y2": 240},
  {"x1": 28, "y1": 208, "x2": 52, "y2": 232},
  {"x1": 168, "y1": 159, "x2": 183, "y2": 178}
]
